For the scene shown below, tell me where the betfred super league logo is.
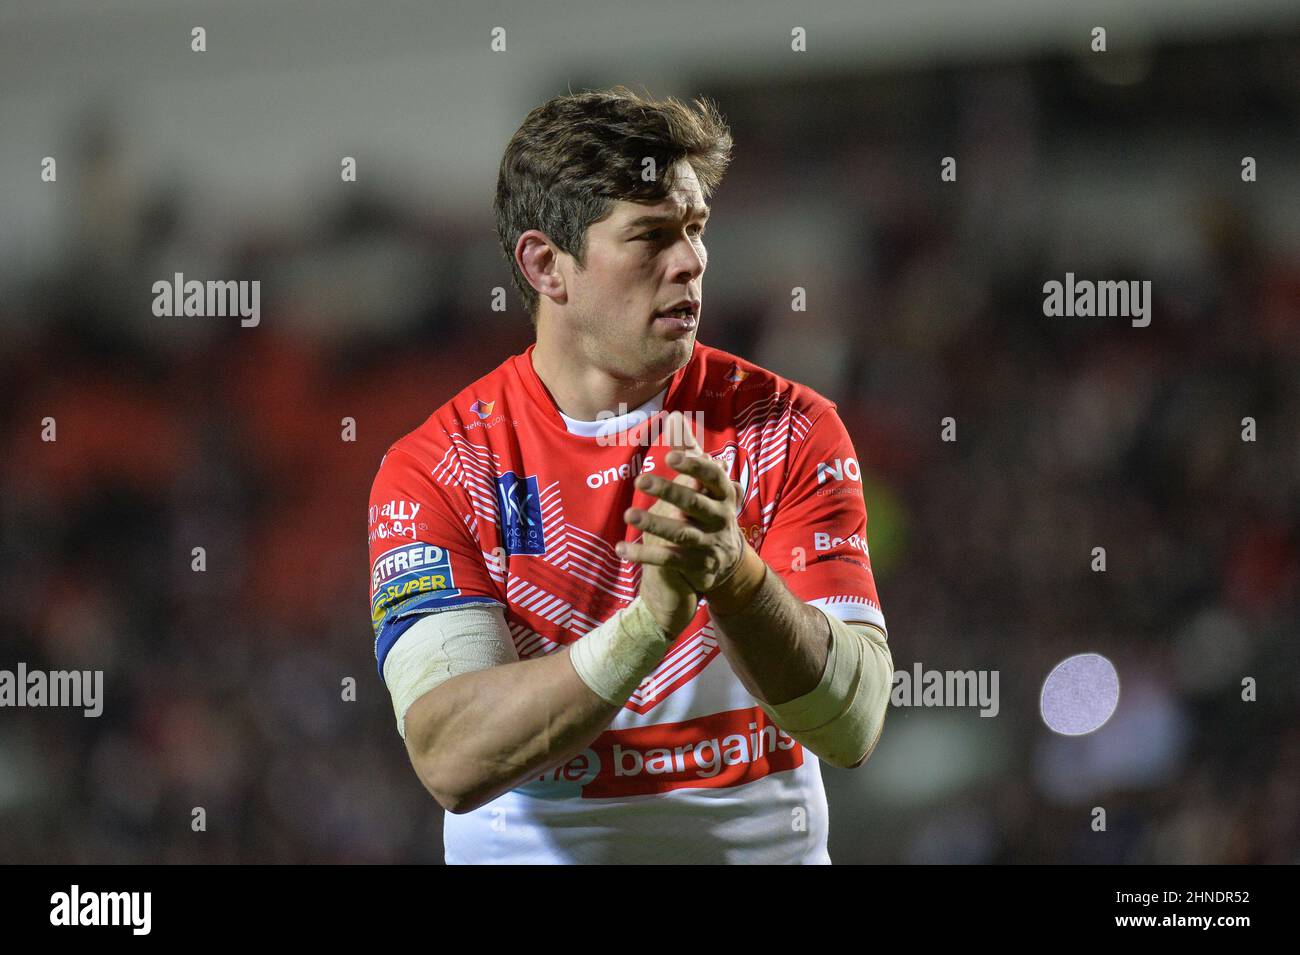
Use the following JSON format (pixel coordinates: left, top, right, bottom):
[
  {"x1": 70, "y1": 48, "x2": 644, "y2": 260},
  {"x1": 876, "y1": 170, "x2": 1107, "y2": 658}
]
[{"x1": 496, "y1": 471, "x2": 547, "y2": 556}]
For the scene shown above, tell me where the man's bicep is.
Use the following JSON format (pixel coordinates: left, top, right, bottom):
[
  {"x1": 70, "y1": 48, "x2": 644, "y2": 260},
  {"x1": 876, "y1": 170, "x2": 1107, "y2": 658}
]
[{"x1": 383, "y1": 603, "x2": 518, "y2": 740}]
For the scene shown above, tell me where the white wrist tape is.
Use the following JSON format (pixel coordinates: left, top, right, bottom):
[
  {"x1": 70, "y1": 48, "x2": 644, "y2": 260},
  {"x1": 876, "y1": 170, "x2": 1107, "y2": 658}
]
[
  {"x1": 382, "y1": 603, "x2": 518, "y2": 740},
  {"x1": 567, "y1": 596, "x2": 673, "y2": 707},
  {"x1": 756, "y1": 608, "x2": 894, "y2": 769}
]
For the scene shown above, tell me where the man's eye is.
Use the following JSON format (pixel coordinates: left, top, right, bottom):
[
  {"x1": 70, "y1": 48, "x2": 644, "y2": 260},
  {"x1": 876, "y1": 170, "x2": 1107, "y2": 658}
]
[
  {"x1": 636, "y1": 225, "x2": 705, "y2": 243},
  {"x1": 638, "y1": 227, "x2": 706, "y2": 241}
]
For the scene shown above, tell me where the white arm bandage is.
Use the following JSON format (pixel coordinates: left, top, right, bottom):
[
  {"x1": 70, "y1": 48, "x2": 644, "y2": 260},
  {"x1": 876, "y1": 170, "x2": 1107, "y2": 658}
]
[
  {"x1": 382, "y1": 597, "x2": 675, "y2": 738},
  {"x1": 382, "y1": 603, "x2": 518, "y2": 740},
  {"x1": 567, "y1": 596, "x2": 674, "y2": 707},
  {"x1": 755, "y1": 608, "x2": 894, "y2": 769}
]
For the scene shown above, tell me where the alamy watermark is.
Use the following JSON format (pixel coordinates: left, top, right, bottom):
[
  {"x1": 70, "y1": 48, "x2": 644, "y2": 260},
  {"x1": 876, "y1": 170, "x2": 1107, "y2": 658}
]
[
  {"x1": 50, "y1": 886, "x2": 150, "y2": 935},
  {"x1": 152, "y1": 272, "x2": 260, "y2": 327},
  {"x1": 596, "y1": 407, "x2": 707, "y2": 447},
  {"x1": 0, "y1": 664, "x2": 103, "y2": 717},
  {"x1": 1042, "y1": 272, "x2": 1151, "y2": 327},
  {"x1": 891, "y1": 663, "x2": 999, "y2": 717}
]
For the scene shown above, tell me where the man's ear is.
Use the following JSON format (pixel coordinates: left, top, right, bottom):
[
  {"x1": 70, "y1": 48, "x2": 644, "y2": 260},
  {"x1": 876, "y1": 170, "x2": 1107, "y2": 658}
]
[{"x1": 516, "y1": 230, "x2": 566, "y2": 305}]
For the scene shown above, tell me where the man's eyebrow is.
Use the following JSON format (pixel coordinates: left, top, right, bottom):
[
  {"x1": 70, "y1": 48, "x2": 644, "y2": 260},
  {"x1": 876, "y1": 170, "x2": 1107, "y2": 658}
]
[{"x1": 623, "y1": 205, "x2": 710, "y2": 230}]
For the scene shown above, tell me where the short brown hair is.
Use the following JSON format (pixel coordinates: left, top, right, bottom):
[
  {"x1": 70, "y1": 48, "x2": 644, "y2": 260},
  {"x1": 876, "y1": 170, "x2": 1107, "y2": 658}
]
[{"x1": 494, "y1": 85, "x2": 733, "y2": 319}]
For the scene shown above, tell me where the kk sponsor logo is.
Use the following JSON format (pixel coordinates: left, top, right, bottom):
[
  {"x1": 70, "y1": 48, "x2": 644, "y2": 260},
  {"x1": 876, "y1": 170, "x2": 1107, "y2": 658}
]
[{"x1": 496, "y1": 472, "x2": 547, "y2": 556}]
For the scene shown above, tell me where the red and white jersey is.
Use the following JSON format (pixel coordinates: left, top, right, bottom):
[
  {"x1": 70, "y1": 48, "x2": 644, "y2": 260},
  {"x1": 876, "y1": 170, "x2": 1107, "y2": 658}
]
[{"x1": 367, "y1": 341, "x2": 887, "y2": 864}]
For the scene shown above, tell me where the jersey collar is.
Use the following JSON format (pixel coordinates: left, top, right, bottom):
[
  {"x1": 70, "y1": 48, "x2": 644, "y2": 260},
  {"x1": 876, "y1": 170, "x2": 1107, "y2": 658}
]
[{"x1": 513, "y1": 342, "x2": 698, "y2": 441}]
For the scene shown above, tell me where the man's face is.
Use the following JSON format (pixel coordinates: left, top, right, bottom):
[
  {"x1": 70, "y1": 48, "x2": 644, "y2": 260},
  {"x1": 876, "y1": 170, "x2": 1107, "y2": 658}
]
[{"x1": 554, "y1": 158, "x2": 709, "y2": 383}]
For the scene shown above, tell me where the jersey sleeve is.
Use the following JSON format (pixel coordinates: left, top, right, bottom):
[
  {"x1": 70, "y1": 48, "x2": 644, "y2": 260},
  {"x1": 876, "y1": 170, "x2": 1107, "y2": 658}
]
[
  {"x1": 368, "y1": 444, "x2": 505, "y2": 680},
  {"x1": 757, "y1": 406, "x2": 887, "y2": 635}
]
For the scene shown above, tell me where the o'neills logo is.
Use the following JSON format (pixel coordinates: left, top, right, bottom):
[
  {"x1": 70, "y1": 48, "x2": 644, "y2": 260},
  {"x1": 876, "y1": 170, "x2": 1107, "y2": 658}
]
[{"x1": 518, "y1": 707, "x2": 802, "y2": 799}]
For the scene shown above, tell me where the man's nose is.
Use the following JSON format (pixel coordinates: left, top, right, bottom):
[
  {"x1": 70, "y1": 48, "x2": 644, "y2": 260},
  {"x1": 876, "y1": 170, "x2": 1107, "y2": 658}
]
[{"x1": 670, "y1": 236, "x2": 706, "y2": 281}]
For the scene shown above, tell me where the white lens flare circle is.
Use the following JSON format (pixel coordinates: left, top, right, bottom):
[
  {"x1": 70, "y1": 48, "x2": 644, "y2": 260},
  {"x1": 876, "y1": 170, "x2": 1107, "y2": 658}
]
[{"x1": 1039, "y1": 653, "x2": 1120, "y2": 736}]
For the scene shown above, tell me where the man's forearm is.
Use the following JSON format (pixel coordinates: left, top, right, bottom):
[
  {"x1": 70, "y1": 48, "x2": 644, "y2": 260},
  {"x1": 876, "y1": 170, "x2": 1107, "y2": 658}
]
[
  {"x1": 403, "y1": 649, "x2": 619, "y2": 814},
  {"x1": 705, "y1": 545, "x2": 832, "y2": 706}
]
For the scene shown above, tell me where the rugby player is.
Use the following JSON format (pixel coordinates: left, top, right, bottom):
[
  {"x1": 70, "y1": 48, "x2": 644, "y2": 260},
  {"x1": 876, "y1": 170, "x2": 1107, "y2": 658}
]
[{"x1": 367, "y1": 86, "x2": 894, "y2": 863}]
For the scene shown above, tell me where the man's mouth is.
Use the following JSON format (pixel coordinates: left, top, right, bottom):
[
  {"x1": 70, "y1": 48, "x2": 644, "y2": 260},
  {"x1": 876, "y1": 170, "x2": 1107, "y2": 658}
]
[{"x1": 653, "y1": 301, "x2": 700, "y2": 331}]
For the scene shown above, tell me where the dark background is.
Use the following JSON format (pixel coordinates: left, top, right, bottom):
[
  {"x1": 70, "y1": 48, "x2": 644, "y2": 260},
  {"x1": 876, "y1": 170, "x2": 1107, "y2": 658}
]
[{"x1": 1, "y1": 1, "x2": 1298, "y2": 862}]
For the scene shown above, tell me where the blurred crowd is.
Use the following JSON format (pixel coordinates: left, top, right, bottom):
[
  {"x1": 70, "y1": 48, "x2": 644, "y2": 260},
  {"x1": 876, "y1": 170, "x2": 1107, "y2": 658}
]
[{"x1": 1, "y1": 39, "x2": 1297, "y2": 862}]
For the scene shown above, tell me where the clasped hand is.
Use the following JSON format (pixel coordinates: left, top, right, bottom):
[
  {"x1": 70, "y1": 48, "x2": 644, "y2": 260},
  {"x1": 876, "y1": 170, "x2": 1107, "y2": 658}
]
[{"x1": 615, "y1": 415, "x2": 745, "y2": 596}]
